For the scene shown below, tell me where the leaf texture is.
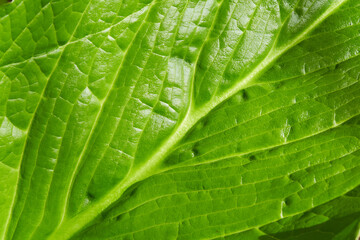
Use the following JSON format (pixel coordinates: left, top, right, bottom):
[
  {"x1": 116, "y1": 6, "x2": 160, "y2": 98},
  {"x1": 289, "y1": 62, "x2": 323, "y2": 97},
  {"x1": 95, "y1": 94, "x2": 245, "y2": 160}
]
[{"x1": 0, "y1": 0, "x2": 360, "y2": 239}]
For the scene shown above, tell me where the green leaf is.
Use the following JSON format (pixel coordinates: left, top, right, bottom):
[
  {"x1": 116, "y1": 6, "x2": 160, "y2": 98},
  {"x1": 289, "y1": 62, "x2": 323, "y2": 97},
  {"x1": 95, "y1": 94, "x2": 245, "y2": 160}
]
[{"x1": 1, "y1": 0, "x2": 359, "y2": 239}]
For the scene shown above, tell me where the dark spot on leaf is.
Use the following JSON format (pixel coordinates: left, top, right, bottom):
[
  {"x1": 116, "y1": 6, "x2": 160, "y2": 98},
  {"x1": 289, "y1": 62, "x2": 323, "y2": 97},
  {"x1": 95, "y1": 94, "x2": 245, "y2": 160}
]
[
  {"x1": 192, "y1": 144, "x2": 200, "y2": 157},
  {"x1": 116, "y1": 214, "x2": 124, "y2": 221},
  {"x1": 249, "y1": 155, "x2": 256, "y2": 161},
  {"x1": 242, "y1": 90, "x2": 248, "y2": 101},
  {"x1": 192, "y1": 148, "x2": 199, "y2": 157},
  {"x1": 294, "y1": 7, "x2": 304, "y2": 16},
  {"x1": 122, "y1": 184, "x2": 139, "y2": 199},
  {"x1": 202, "y1": 118, "x2": 209, "y2": 127},
  {"x1": 129, "y1": 187, "x2": 137, "y2": 197},
  {"x1": 273, "y1": 82, "x2": 284, "y2": 89},
  {"x1": 87, "y1": 191, "x2": 95, "y2": 201}
]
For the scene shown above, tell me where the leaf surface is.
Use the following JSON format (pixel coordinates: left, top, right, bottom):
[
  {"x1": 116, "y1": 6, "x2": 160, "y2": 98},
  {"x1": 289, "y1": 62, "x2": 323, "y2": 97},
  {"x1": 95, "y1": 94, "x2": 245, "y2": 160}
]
[{"x1": 0, "y1": 0, "x2": 360, "y2": 239}]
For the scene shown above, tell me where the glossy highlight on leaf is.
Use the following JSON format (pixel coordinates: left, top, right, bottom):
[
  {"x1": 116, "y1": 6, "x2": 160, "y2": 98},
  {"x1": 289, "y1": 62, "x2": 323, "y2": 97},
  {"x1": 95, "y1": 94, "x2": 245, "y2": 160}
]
[{"x1": 0, "y1": 0, "x2": 360, "y2": 239}]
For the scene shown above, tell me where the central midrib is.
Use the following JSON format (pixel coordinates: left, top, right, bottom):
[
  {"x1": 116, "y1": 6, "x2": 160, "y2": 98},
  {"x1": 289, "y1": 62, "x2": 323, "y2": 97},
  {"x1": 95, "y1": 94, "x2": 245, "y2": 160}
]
[{"x1": 47, "y1": 1, "x2": 348, "y2": 239}]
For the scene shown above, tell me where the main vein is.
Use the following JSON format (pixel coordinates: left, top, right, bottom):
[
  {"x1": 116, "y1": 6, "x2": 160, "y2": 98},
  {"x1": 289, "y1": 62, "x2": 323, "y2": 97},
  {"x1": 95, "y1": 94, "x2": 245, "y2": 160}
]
[{"x1": 48, "y1": 0, "x2": 349, "y2": 239}]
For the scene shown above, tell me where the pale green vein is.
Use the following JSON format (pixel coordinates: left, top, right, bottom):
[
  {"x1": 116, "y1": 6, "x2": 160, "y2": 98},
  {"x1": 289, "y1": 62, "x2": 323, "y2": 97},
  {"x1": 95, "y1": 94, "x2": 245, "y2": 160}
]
[{"x1": 46, "y1": 1, "x2": 350, "y2": 239}]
